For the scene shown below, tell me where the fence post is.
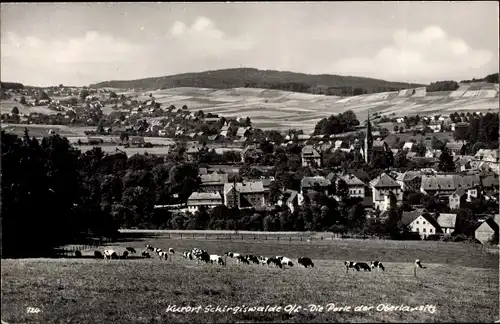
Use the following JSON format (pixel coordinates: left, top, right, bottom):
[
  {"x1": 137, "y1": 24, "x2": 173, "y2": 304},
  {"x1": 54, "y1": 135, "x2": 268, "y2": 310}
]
[
  {"x1": 300, "y1": 237, "x2": 302, "y2": 241},
  {"x1": 241, "y1": 235, "x2": 243, "y2": 240},
  {"x1": 193, "y1": 234, "x2": 195, "y2": 239},
  {"x1": 289, "y1": 237, "x2": 292, "y2": 242},
  {"x1": 180, "y1": 234, "x2": 182, "y2": 240},
  {"x1": 414, "y1": 267, "x2": 417, "y2": 278},
  {"x1": 229, "y1": 235, "x2": 231, "y2": 240},
  {"x1": 277, "y1": 237, "x2": 280, "y2": 241},
  {"x1": 206, "y1": 234, "x2": 208, "y2": 240}
]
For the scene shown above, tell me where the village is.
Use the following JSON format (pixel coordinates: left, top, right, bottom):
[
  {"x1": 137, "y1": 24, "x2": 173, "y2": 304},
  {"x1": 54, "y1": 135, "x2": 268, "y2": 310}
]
[{"x1": 1, "y1": 85, "x2": 499, "y2": 244}]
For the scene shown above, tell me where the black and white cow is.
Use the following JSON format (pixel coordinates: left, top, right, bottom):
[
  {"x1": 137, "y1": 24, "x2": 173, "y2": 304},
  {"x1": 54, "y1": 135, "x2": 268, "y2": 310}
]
[
  {"x1": 259, "y1": 256, "x2": 269, "y2": 266},
  {"x1": 210, "y1": 254, "x2": 225, "y2": 266},
  {"x1": 94, "y1": 250, "x2": 103, "y2": 258},
  {"x1": 141, "y1": 251, "x2": 151, "y2": 258},
  {"x1": 236, "y1": 255, "x2": 250, "y2": 265},
  {"x1": 103, "y1": 250, "x2": 118, "y2": 260},
  {"x1": 75, "y1": 250, "x2": 82, "y2": 258},
  {"x1": 267, "y1": 257, "x2": 282, "y2": 268},
  {"x1": 126, "y1": 247, "x2": 136, "y2": 254},
  {"x1": 298, "y1": 257, "x2": 314, "y2": 268},
  {"x1": 168, "y1": 248, "x2": 175, "y2": 254},
  {"x1": 183, "y1": 251, "x2": 193, "y2": 260},
  {"x1": 371, "y1": 260, "x2": 385, "y2": 271},
  {"x1": 345, "y1": 261, "x2": 371, "y2": 272},
  {"x1": 246, "y1": 255, "x2": 259, "y2": 265},
  {"x1": 145, "y1": 244, "x2": 154, "y2": 251},
  {"x1": 121, "y1": 251, "x2": 129, "y2": 259},
  {"x1": 415, "y1": 259, "x2": 426, "y2": 269},
  {"x1": 158, "y1": 251, "x2": 168, "y2": 260},
  {"x1": 225, "y1": 252, "x2": 241, "y2": 259},
  {"x1": 281, "y1": 257, "x2": 294, "y2": 268}
]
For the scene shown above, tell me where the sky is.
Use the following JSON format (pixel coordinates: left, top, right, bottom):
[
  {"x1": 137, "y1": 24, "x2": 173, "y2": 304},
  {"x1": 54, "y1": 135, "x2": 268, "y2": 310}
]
[{"x1": 1, "y1": 2, "x2": 498, "y2": 87}]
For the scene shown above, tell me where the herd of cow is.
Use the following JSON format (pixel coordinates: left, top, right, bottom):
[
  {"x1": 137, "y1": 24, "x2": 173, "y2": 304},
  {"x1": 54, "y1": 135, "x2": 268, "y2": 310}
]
[{"x1": 85, "y1": 245, "x2": 426, "y2": 272}]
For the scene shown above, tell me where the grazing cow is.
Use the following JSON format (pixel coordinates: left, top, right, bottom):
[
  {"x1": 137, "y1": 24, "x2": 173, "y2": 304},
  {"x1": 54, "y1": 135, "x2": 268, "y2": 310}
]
[
  {"x1": 94, "y1": 251, "x2": 103, "y2": 258},
  {"x1": 155, "y1": 248, "x2": 163, "y2": 254},
  {"x1": 194, "y1": 251, "x2": 210, "y2": 263},
  {"x1": 281, "y1": 257, "x2": 294, "y2": 268},
  {"x1": 225, "y1": 252, "x2": 241, "y2": 259},
  {"x1": 371, "y1": 261, "x2": 385, "y2": 271},
  {"x1": 168, "y1": 248, "x2": 175, "y2": 254},
  {"x1": 415, "y1": 260, "x2": 425, "y2": 269},
  {"x1": 210, "y1": 254, "x2": 225, "y2": 266},
  {"x1": 236, "y1": 255, "x2": 250, "y2": 265},
  {"x1": 183, "y1": 251, "x2": 193, "y2": 260},
  {"x1": 267, "y1": 257, "x2": 282, "y2": 268},
  {"x1": 246, "y1": 255, "x2": 259, "y2": 264},
  {"x1": 158, "y1": 251, "x2": 168, "y2": 260},
  {"x1": 122, "y1": 251, "x2": 129, "y2": 259},
  {"x1": 298, "y1": 257, "x2": 314, "y2": 268},
  {"x1": 259, "y1": 256, "x2": 269, "y2": 266},
  {"x1": 345, "y1": 261, "x2": 370, "y2": 272},
  {"x1": 75, "y1": 250, "x2": 82, "y2": 258},
  {"x1": 141, "y1": 251, "x2": 151, "y2": 258},
  {"x1": 103, "y1": 250, "x2": 118, "y2": 260},
  {"x1": 126, "y1": 247, "x2": 136, "y2": 254},
  {"x1": 146, "y1": 244, "x2": 154, "y2": 251}
]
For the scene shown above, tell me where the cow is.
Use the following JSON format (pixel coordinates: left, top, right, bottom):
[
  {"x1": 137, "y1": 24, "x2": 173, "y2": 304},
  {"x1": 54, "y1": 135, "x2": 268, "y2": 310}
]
[
  {"x1": 94, "y1": 250, "x2": 103, "y2": 258},
  {"x1": 141, "y1": 251, "x2": 151, "y2": 258},
  {"x1": 345, "y1": 261, "x2": 370, "y2": 272},
  {"x1": 145, "y1": 244, "x2": 154, "y2": 251},
  {"x1": 103, "y1": 250, "x2": 118, "y2": 260},
  {"x1": 236, "y1": 255, "x2": 250, "y2": 265},
  {"x1": 154, "y1": 248, "x2": 163, "y2": 254},
  {"x1": 259, "y1": 256, "x2": 269, "y2": 266},
  {"x1": 281, "y1": 257, "x2": 294, "y2": 268},
  {"x1": 298, "y1": 257, "x2": 314, "y2": 268},
  {"x1": 183, "y1": 251, "x2": 193, "y2": 260},
  {"x1": 168, "y1": 248, "x2": 175, "y2": 254},
  {"x1": 210, "y1": 254, "x2": 225, "y2": 266},
  {"x1": 225, "y1": 252, "x2": 240, "y2": 259},
  {"x1": 122, "y1": 251, "x2": 129, "y2": 259},
  {"x1": 246, "y1": 255, "x2": 259, "y2": 265},
  {"x1": 158, "y1": 251, "x2": 168, "y2": 260},
  {"x1": 126, "y1": 247, "x2": 136, "y2": 254},
  {"x1": 415, "y1": 259, "x2": 426, "y2": 269},
  {"x1": 74, "y1": 250, "x2": 82, "y2": 258},
  {"x1": 195, "y1": 251, "x2": 210, "y2": 264},
  {"x1": 267, "y1": 257, "x2": 282, "y2": 268},
  {"x1": 371, "y1": 261, "x2": 385, "y2": 271}
]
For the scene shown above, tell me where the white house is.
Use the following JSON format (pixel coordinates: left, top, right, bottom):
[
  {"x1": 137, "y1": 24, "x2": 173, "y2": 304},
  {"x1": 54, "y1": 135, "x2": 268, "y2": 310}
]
[
  {"x1": 338, "y1": 174, "x2": 365, "y2": 198},
  {"x1": 436, "y1": 213, "x2": 457, "y2": 234},
  {"x1": 369, "y1": 173, "x2": 403, "y2": 211},
  {"x1": 186, "y1": 192, "x2": 223, "y2": 213},
  {"x1": 402, "y1": 211, "x2": 440, "y2": 239}
]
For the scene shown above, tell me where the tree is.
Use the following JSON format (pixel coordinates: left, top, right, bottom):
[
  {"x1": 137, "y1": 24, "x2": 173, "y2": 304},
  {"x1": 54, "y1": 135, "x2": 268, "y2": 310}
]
[
  {"x1": 438, "y1": 147, "x2": 455, "y2": 172},
  {"x1": 38, "y1": 91, "x2": 50, "y2": 101},
  {"x1": 80, "y1": 89, "x2": 90, "y2": 101},
  {"x1": 19, "y1": 96, "x2": 27, "y2": 105},
  {"x1": 182, "y1": 105, "x2": 188, "y2": 110},
  {"x1": 11, "y1": 106, "x2": 19, "y2": 115},
  {"x1": 393, "y1": 125, "x2": 399, "y2": 132},
  {"x1": 109, "y1": 91, "x2": 118, "y2": 99}
]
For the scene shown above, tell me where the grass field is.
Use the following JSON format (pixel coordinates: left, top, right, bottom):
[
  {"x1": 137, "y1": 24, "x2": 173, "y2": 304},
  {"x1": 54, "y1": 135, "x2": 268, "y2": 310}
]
[{"x1": 2, "y1": 234, "x2": 498, "y2": 323}]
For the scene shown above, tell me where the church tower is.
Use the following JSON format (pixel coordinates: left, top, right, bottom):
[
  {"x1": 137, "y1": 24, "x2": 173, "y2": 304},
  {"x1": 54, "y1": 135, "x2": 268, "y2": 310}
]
[{"x1": 364, "y1": 109, "x2": 373, "y2": 164}]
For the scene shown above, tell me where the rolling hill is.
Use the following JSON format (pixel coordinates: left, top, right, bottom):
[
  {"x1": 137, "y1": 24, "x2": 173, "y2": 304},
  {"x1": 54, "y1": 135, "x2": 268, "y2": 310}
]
[
  {"x1": 89, "y1": 68, "x2": 424, "y2": 95},
  {"x1": 114, "y1": 82, "x2": 499, "y2": 134}
]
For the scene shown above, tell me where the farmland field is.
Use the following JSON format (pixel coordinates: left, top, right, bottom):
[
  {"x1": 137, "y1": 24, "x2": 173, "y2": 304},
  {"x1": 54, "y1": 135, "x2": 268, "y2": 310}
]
[{"x1": 2, "y1": 233, "x2": 498, "y2": 323}]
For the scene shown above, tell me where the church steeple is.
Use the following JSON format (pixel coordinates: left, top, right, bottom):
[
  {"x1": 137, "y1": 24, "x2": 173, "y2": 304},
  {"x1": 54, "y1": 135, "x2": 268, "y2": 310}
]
[{"x1": 364, "y1": 109, "x2": 373, "y2": 164}]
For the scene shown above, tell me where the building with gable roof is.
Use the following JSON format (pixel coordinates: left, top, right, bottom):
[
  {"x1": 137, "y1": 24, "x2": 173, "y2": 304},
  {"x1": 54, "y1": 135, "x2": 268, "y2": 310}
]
[
  {"x1": 436, "y1": 213, "x2": 457, "y2": 234},
  {"x1": 301, "y1": 145, "x2": 322, "y2": 167},
  {"x1": 187, "y1": 192, "x2": 223, "y2": 213},
  {"x1": 369, "y1": 172, "x2": 403, "y2": 211},
  {"x1": 223, "y1": 181, "x2": 265, "y2": 209},
  {"x1": 199, "y1": 172, "x2": 229, "y2": 194}
]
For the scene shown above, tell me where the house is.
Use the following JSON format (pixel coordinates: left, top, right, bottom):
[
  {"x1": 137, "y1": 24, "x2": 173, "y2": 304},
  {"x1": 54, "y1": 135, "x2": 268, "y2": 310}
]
[
  {"x1": 369, "y1": 173, "x2": 403, "y2": 211},
  {"x1": 241, "y1": 145, "x2": 263, "y2": 164},
  {"x1": 455, "y1": 157, "x2": 473, "y2": 172},
  {"x1": 235, "y1": 127, "x2": 251, "y2": 140},
  {"x1": 481, "y1": 173, "x2": 499, "y2": 192},
  {"x1": 301, "y1": 145, "x2": 322, "y2": 167},
  {"x1": 445, "y1": 142, "x2": 464, "y2": 156},
  {"x1": 420, "y1": 174, "x2": 481, "y2": 196},
  {"x1": 395, "y1": 117, "x2": 405, "y2": 123},
  {"x1": 401, "y1": 211, "x2": 441, "y2": 239},
  {"x1": 223, "y1": 181, "x2": 265, "y2": 209},
  {"x1": 475, "y1": 149, "x2": 499, "y2": 163},
  {"x1": 186, "y1": 192, "x2": 223, "y2": 213},
  {"x1": 298, "y1": 176, "x2": 331, "y2": 205},
  {"x1": 337, "y1": 174, "x2": 365, "y2": 198},
  {"x1": 428, "y1": 120, "x2": 443, "y2": 132},
  {"x1": 402, "y1": 142, "x2": 414, "y2": 151},
  {"x1": 199, "y1": 172, "x2": 229, "y2": 194},
  {"x1": 129, "y1": 136, "x2": 145, "y2": 147},
  {"x1": 395, "y1": 171, "x2": 422, "y2": 192},
  {"x1": 449, "y1": 188, "x2": 466, "y2": 210},
  {"x1": 277, "y1": 189, "x2": 299, "y2": 213},
  {"x1": 436, "y1": 213, "x2": 457, "y2": 234},
  {"x1": 466, "y1": 186, "x2": 480, "y2": 202},
  {"x1": 451, "y1": 121, "x2": 470, "y2": 132},
  {"x1": 475, "y1": 217, "x2": 499, "y2": 244},
  {"x1": 186, "y1": 143, "x2": 202, "y2": 161},
  {"x1": 297, "y1": 134, "x2": 310, "y2": 141}
]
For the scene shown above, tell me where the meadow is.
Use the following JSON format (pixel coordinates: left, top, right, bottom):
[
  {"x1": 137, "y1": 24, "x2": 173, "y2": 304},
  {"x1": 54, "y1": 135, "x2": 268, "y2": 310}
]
[{"x1": 2, "y1": 233, "x2": 498, "y2": 323}]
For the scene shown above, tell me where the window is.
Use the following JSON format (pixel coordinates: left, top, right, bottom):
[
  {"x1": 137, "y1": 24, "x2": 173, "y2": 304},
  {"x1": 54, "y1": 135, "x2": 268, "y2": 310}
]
[
  {"x1": 423, "y1": 228, "x2": 426, "y2": 232},
  {"x1": 423, "y1": 221, "x2": 426, "y2": 224},
  {"x1": 430, "y1": 228, "x2": 433, "y2": 233},
  {"x1": 416, "y1": 221, "x2": 419, "y2": 224}
]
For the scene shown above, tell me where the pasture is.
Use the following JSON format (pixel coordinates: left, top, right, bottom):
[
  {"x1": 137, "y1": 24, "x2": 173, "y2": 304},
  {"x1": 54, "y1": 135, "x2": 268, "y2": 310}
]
[{"x1": 1, "y1": 234, "x2": 498, "y2": 323}]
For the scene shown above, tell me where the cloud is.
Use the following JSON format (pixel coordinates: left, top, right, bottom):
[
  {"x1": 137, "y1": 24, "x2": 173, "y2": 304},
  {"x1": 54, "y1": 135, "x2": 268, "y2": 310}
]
[
  {"x1": 1, "y1": 31, "x2": 143, "y2": 85},
  {"x1": 329, "y1": 26, "x2": 494, "y2": 82},
  {"x1": 168, "y1": 16, "x2": 254, "y2": 56}
]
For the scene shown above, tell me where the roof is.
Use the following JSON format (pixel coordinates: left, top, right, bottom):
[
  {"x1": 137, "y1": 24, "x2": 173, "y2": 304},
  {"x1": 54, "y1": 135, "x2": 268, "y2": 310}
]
[
  {"x1": 200, "y1": 173, "x2": 229, "y2": 185},
  {"x1": 223, "y1": 181, "x2": 265, "y2": 194},
  {"x1": 373, "y1": 140, "x2": 386, "y2": 147},
  {"x1": 476, "y1": 218, "x2": 499, "y2": 233},
  {"x1": 301, "y1": 145, "x2": 321, "y2": 157},
  {"x1": 421, "y1": 174, "x2": 480, "y2": 191},
  {"x1": 403, "y1": 142, "x2": 414, "y2": 150},
  {"x1": 475, "y1": 149, "x2": 499, "y2": 160},
  {"x1": 236, "y1": 127, "x2": 249, "y2": 137},
  {"x1": 242, "y1": 144, "x2": 263, "y2": 155},
  {"x1": 339, "y1": 174, "x2": 365, "y2": 186},
  {"x1": 445, "y1": 142, "x2": 464, "y2": 151},
  {"x1": 370, "y1": 173, "x2": 401, "y2": 188},
  {"x1": 188, "y1": 192, "x2": 222, "y2": 201},
  {"x1": 301, "y1": 176, "x2": 331, "y2": 189},
  {"x1": 401, "y1": 211, "x2": 420, "y2": 226},
  {"x1": 450, "y1": 187, "x2": 466, "y2": 197},
  {"x1": 403, "y1": 171, "x2": 422, "y2": 181},
  {"x1": 481, "y1": 174, "x2": 500, "y2": 188},
  {"x1": 436, "y1": 213, "x2": 457, "y2": 229}
]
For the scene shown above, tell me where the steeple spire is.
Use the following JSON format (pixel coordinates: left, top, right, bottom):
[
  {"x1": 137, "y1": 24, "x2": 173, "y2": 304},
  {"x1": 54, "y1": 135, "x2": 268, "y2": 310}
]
[{"x1": 364, "y1": 108, "x2": 373, "y2": 164}]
